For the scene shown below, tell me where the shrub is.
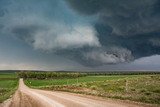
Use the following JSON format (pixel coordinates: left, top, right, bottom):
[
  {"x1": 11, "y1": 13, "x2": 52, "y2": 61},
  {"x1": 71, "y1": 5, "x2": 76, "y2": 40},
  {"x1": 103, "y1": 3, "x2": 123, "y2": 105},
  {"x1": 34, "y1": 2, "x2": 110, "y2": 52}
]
[{"x1": 90, "y1": 85, "x2": 98, "y2": 90}]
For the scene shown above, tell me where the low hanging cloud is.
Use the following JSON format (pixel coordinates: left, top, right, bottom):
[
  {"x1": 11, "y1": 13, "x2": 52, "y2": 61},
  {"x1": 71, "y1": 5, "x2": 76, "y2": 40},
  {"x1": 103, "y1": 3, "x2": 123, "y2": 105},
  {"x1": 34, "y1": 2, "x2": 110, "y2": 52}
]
[
  {"x1": 84, "y1": 47, "x2": 133, "y2": 64},
  {"x1": 1, "y1": 0, "x2": 160, "y2": 66},
  {"x1": 10, "y1": 19, "x2": 100, "y2": 51},
  {"x1": 32, "y1": 24, "x2": 100, "y2": 51}
]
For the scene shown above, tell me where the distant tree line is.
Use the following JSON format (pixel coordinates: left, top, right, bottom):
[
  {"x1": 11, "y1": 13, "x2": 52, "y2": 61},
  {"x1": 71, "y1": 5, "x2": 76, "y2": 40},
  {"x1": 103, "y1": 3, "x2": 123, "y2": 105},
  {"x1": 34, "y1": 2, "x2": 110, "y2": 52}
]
[
  {"x1": 17, "y1": 71, "x2": 160, "y2": 79},
  {"x1": 84, "y1": 71, "x2": 160, "y2": 76},
  {"x1": 17, "y1": 71, "x2": 87, "y2": 79}
]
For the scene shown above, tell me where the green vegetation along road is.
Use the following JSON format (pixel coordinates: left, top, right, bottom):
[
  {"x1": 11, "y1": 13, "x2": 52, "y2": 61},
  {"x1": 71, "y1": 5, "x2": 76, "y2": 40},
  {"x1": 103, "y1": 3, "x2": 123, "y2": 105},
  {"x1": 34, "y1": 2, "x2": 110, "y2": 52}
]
[
  {"x1": 0, "y1": 71, "x2": 159, "y2": 106},
  {"x1": 0, "y1": 73, "x2": 18, "y2": 103},
  {"x1": 25, "y1": 74, "x2": 160, "y2": 105},
  {"x1": 2, "y1": 79, "x2": 155, "y2": 107}
]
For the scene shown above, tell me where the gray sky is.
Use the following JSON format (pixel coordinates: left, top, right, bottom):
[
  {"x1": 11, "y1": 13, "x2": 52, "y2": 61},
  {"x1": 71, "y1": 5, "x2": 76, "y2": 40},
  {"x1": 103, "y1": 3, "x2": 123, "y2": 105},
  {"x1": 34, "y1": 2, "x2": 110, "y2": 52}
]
[{"x1": 0, "y1": 0, "x2": 160, "y2": 71}]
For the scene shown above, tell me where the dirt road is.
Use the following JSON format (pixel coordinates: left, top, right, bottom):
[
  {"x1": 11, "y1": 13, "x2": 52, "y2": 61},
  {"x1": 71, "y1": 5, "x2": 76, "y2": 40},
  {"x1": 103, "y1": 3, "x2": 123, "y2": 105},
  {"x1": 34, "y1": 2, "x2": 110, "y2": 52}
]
[{"x1": 0, "y1": 79, "x2": 156, "y2": 107}]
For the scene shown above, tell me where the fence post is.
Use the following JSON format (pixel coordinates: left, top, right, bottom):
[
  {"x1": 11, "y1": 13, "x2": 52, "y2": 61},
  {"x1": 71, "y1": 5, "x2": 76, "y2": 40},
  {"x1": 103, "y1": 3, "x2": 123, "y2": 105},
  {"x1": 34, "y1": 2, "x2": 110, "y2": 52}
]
[
  {"x1": 67, "y1": 79, "x2": 68, "y2": 85},
  {"x1": 125, "y1": 79, "x2": 128, "y2": 93},
  {"x1": 77, "y1": 78, "x2": 78, "y2": 84}
]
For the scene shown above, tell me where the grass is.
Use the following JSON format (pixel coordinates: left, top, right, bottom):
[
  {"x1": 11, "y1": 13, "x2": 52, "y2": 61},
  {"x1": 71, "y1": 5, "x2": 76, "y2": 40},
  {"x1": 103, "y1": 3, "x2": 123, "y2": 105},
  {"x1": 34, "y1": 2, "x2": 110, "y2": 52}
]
[
  {"x1": 0, "y1": 73, "x2": 18, "y2": 103},
  {"x1": 0, "y1": 73, "x2": 17, "y2": 79},
  {"x1": 25, "y1": 75, "x2": 138, "y2": 88},
  {"x1": 0, "y1": 72, "x2": 159, "y2": 105},
  {"x1": 25, "y1": 74, "x2": 160, "y2": 104}
]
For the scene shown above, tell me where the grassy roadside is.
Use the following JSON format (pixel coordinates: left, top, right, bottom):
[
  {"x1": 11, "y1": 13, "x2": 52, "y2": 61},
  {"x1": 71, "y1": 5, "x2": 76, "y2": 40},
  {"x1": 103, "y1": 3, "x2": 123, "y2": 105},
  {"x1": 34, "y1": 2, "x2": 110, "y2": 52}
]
[
  {"x1": 25, "y1": 75, "x2": 136, "y2": 87},
  {"x1": 24, "y1": 74, "x2": 160, "y2": 105},
  {"x1": 0, "y1": 73, "x2": 18, "y2": 103}
]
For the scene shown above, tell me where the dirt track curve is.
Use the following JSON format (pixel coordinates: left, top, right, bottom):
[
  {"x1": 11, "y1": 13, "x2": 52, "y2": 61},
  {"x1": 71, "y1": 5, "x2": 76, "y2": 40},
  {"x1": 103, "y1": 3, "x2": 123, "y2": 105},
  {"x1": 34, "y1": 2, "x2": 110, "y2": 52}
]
[{"x1": 0, "y1": 79, "x2": 157, "y2": 107}]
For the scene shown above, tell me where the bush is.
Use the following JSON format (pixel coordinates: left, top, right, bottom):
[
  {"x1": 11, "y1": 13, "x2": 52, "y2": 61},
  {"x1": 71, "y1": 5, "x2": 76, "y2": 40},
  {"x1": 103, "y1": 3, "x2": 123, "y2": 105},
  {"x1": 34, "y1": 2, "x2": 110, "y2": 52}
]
[
  {"x1": 144, "y1": 92, "x2": 152, "y2": 96},
  {"x1": 152, "y1": 89, "x2": 160, "y2": 93},
  {"x1": 130, "y1": 88, "x2": 136, "y2": 91},
  {"x1": 140, "y1": 89, "x2": 147, "y2": 93},
  {"x1": 90, "y1": 85, "x2": 98, "y2": 90}
]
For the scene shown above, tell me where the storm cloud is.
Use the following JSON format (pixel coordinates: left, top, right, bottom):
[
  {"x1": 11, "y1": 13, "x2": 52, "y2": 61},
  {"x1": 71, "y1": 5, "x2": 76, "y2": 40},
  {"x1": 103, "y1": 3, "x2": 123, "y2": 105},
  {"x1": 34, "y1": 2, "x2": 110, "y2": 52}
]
[
  {"x1": 67, "y1": 0, "x2": 160, "y2": 35},
  {"x1": 0, "y1": 0, "x2": 160, "y2": 67},
  {"x1": 66, "y1": 0, "x2": 160, "y2": 61}
]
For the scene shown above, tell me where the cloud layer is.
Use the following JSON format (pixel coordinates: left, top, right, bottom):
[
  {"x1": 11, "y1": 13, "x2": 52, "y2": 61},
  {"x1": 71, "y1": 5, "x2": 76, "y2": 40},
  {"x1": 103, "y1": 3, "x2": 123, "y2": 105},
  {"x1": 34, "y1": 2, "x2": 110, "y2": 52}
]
[
  {"x1": 67, "y1": 0, "x2": 160, "y2": 36},
  {"x1": 0, "y1": 0, "x2": 160, "y2": 66},
  {"x1": 66, "y1": 0, "x2": 160, "y2": 62}
]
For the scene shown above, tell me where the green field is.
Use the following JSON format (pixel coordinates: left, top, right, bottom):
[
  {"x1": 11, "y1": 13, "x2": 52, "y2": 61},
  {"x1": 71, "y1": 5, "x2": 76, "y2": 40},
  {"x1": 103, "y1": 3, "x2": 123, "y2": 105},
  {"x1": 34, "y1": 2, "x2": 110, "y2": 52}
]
[
  {"x1": 25, "y1": 75, "x2": 139, "y2": 87},
  {"x1": 25, "y1": 74, "x2": 160, "y2": 104},
  {"x1": 0, "y1": 73, "x2": 18, "y2": 103},
  {"x1": 0, "y1": 71, "x2": 159, "y2": 105}
]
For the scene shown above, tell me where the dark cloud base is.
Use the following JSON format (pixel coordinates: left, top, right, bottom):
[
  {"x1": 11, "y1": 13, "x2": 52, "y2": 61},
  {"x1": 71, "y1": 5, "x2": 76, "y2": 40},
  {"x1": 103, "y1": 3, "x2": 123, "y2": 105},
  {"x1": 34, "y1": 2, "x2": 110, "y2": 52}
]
[{"x1": 65, "y1": 0, "x2": 160, "y2": 66}]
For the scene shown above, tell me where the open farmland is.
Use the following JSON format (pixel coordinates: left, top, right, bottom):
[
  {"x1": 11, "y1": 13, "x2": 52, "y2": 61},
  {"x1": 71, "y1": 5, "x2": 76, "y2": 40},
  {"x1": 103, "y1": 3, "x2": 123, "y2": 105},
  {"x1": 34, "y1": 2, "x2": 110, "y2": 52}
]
[
  {"x1": 23, "y1": 72, "x2": 160, "y2": 105},
  {"x1": 25, "y1": 75, "x2": 139, "y2": 87},
  {"x1": 0, "y1": 73, "x2": 18, "y2": 103}
]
